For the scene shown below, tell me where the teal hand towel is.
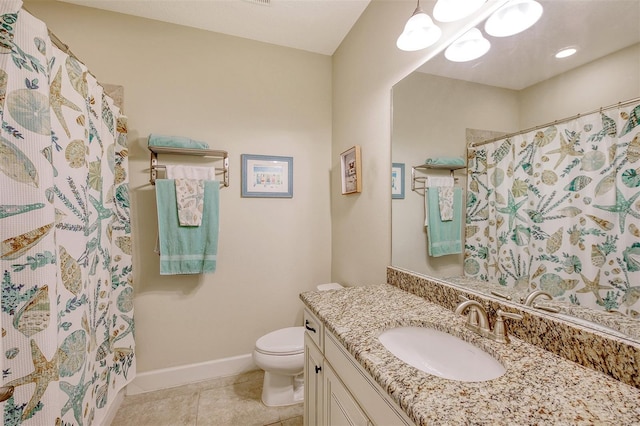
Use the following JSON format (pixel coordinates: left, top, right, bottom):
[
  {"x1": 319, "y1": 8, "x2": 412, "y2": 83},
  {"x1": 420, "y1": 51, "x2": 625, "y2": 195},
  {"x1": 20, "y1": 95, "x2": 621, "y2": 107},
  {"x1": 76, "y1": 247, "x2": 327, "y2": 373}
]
[
  {"x1": 156, "y1": 179, "x2": 219, "y2": 274},
  {"x1": 148, "y1": 134, "x2": 209, "y2": 150},
  {"x1": 425, "y1": 157, "x2": 466, "y2": 167},
  {"x1": 427, "y1": 187, "x2": 463, "y2": 257}
]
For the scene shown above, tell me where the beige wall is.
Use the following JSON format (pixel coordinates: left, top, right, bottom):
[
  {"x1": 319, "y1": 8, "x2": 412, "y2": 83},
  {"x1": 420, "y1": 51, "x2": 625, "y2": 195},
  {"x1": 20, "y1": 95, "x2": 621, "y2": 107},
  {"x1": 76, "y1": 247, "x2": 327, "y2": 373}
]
[
  {"x1": 391, "y1": 72, "x2": 519, "y2": 276},
  {"x1": 519, "y1": 43, "x2": 640, "y2": 128},
  {"x1": 24, "y1": 1, "x2": 332, "y2": 372},
  {"x1": 330, "y1": 0, "x2": 507, "y2": 286}
]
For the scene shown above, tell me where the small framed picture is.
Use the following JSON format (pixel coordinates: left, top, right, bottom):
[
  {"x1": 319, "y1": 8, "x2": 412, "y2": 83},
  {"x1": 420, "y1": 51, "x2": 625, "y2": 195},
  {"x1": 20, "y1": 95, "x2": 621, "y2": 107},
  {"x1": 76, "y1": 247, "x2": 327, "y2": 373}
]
[
  {"x1": 340, "y1": 145, "x2": 362, "y2": 195},
  {"x1": 391, "y1": 163, "x2": 405, "y2": 199},
  {"x1": 241, "y1": 154, "x2": 293, "y2": 198}
]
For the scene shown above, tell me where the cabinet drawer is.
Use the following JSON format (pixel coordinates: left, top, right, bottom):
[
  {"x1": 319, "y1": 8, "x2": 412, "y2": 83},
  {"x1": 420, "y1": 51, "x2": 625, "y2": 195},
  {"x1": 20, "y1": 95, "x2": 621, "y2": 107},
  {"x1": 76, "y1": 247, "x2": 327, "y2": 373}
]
[{"x1": 303, "y1": 308, "x2": 323, "y2": 351}]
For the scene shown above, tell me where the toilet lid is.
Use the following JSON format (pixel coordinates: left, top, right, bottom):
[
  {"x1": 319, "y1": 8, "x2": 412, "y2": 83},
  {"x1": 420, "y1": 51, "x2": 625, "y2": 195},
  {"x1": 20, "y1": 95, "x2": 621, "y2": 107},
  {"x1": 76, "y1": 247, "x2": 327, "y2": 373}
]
[{"x1": 255, "y1": 326, "x2": 304, "y2": 356}]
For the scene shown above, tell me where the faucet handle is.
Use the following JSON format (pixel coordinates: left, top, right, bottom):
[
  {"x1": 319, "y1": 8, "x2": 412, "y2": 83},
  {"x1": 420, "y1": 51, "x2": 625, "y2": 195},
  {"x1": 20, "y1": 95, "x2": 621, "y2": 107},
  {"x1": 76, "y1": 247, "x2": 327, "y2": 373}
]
[
  {"x1": 491, "y1": 290, "x2": 512, "y2": 300},
  {"x1": 532, "y1": 302, "x2": 561, "y2": 313},
  {"x1": 497, "y1": 310, "x2": 523, "y2": 321},
  {"x1": 492, "y1": 309, "x2": 523, "y2": 344}
]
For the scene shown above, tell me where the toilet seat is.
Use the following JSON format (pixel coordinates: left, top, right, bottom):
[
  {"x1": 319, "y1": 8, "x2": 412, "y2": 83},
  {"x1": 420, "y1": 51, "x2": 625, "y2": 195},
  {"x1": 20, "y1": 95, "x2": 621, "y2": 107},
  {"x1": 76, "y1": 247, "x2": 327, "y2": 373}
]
[{"x1": 255, "y1": 326, "x2": 304, "y2": 356}]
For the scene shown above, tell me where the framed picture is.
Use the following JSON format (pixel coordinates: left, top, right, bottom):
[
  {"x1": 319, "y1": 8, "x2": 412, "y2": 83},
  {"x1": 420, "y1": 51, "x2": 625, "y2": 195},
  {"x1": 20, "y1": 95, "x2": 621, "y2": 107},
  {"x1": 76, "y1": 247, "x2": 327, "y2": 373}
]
[
  {"x1": 340, "y1": 145, "x2": 362, "y2": 195},
  {"x1": 241, "y1": 154, "x2": 293, "y2": 198},
  {"x1": 391, "y1": 163, "x2": 405, "y2": 199}
]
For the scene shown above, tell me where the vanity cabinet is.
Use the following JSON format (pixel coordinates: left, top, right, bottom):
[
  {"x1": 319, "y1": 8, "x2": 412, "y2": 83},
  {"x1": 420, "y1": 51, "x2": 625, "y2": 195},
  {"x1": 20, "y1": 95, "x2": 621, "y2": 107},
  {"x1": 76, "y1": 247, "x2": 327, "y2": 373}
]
[
  {"x1": 304, "y1": 333, "x2": 324, "y2": 426},
  {"x1": 323, "y1": 362, "x2": 369, "y2": 426},
  {"x1": 303, "y1": 308, "x2": 414, "y2": 426},
  {"x1": 304, "y1": 309, "x2": 324, "y2": 426}
]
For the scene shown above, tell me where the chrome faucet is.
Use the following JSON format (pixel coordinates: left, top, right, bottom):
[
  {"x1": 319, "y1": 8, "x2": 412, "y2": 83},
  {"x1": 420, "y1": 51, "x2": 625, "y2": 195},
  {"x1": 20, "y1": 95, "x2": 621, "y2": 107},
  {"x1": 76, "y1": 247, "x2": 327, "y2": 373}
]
[
  {"x1": 454, "y1": 296, "x2": 490, "y2": 335},
  {"x1": 521, "y1": 290, "x2": 560, "y2": 313},
  {"x1": 455, "y1": 296, "x2": 522, "y2": 344},
  {"x1": 522, "y1": 290, "x2": 552, "y2": 306}
]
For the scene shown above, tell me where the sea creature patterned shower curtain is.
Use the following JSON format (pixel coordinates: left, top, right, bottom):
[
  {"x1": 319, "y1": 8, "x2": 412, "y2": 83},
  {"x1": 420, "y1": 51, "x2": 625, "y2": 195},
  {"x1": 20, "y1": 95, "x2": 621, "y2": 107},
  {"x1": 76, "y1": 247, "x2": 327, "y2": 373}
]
[
  {"x1": 465, "y1": 100, "x2": 640, "y2": 318},
  {"x1": 0, "y1": 2, "x2": 135, "y2": 425}
]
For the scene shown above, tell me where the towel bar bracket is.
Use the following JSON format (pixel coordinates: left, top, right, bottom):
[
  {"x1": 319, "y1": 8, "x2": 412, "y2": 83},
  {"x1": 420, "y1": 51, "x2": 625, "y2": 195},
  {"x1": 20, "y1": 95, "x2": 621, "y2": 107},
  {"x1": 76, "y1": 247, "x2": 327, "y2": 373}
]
[
  {"x1": 148, "y1": 146, "x2": 229, "y2": 188},
  {"x1": 222, "y1": 156, "x2": 229, "y2": 187},
  {"x1": 150, "y1": 150, "x2": 159, "y2": 184}
]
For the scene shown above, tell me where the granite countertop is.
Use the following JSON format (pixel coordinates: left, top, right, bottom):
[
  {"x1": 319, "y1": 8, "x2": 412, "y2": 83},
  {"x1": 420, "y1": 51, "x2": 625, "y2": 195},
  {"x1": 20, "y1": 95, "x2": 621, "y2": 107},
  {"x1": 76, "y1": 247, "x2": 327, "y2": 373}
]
[{"x1": 300, "y1": 284, "x2": 640, "y2": 426}]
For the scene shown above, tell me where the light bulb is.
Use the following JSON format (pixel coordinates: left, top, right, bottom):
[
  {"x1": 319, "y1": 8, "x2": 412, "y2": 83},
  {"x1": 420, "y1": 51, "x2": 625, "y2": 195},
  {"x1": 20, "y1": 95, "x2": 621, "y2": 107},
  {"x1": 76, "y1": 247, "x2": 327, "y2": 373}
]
[
  {"x1": 485, "y1": 0, "x2": 543, "y2": 37},
  {"x1": 397, "y1": 11, "x2": 442, "y2": 51},
  {"x1": 445, "y1": 28, "x2": 490, "y2": 62}
]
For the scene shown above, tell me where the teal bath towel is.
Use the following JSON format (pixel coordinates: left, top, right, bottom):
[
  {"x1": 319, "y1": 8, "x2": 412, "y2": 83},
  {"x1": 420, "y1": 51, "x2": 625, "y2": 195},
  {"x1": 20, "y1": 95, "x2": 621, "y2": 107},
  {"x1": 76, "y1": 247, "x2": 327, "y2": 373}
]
[
  {"x1": 148, "y1": 134, "x2": 209, "y2": 150},
  {"x1": 427, "y1": 187, "x2": 463, "y2": 257},
  {"x1": 425, "y1": 157, "x2": 466, "y2": 167},
  {"x1": 156, "y1": 179, "x2": 219, "y2": 274}
]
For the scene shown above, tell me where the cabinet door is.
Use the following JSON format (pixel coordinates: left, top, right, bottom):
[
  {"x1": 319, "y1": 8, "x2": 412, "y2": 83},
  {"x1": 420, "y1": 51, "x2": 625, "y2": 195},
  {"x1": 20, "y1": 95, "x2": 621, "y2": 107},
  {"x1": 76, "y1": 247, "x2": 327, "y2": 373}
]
[
  {"x1": 324, "y1": 363, "x2": 369, "y2": 426},
  {"x1": 304, "y1": 335, "x2": 324, "y2": 426},
  {"x1": 324, "y1": 332, "x2": 414, "y2": 425}
]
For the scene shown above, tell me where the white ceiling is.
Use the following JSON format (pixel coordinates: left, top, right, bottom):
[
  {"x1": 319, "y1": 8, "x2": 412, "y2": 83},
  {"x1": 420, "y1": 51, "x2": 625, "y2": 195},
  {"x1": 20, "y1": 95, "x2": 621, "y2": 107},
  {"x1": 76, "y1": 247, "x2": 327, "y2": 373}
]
[
  {"x1": 56, "y1": 0, "x2": 371, "y2": 56},
  {"x1": 56, "y1": 0, "x2": 640, "y2": 89},
  {"x1": 418, "y1": 0, "x2": 640, "y2": 90}
]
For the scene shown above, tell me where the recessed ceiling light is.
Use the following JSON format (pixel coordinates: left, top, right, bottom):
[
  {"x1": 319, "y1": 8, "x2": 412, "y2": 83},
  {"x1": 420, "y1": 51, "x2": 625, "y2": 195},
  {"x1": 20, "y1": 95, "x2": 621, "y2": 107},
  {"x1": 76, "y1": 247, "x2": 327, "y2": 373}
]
[{"x1": 555, "y1": 47, "x2": 577, "y2": 59}]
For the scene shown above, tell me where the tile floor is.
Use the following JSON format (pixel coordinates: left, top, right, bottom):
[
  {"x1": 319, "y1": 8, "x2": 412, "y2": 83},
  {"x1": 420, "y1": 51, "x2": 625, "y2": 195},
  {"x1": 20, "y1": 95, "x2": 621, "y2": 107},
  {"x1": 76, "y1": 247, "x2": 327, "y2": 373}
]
[{"x1": 111, "y1": 370, "x2": 303, "y2": 426}]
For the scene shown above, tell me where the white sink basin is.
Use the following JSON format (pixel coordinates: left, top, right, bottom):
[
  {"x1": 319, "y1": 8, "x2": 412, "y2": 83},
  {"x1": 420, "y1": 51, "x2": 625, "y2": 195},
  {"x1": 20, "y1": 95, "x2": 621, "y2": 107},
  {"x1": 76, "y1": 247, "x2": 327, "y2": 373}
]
[{"x1": 378, "y1": 326, "x2": 505, "y2": 382}]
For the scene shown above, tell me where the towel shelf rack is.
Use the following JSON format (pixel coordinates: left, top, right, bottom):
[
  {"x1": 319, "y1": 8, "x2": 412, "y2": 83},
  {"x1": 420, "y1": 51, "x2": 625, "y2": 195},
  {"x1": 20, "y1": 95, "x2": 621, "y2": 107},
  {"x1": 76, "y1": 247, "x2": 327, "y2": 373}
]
[
  {"x1": 411, "y1": 164, "x2": 465, "y2": 193},
  {"x1": 149, "y1": 146, "x2": 229, "y2": 187}
]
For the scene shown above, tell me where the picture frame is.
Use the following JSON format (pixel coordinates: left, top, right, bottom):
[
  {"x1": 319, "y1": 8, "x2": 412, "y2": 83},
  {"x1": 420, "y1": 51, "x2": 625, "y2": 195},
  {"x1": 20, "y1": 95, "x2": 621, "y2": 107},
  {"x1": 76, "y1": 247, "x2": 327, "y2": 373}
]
[
  {"x1": 241, "y1": 154, "x2": 293, "y2": 198},
  {"x1": 340, "y1": 145, "x2": 362, "y2": 195},
  {"x1": 391, "y1": 163, "x2": 405, "y2": 199}
]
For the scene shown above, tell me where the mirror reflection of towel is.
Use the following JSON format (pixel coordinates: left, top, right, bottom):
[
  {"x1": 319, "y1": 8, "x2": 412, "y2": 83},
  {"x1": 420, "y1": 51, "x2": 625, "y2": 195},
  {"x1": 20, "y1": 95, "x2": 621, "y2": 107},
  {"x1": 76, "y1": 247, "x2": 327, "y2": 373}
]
[
  {"x1": 427, "y1": 187, "x2": 462, "y2": 257},
  {"x1": 424, "y1": 177, "x2": 454, "y2": 227}
]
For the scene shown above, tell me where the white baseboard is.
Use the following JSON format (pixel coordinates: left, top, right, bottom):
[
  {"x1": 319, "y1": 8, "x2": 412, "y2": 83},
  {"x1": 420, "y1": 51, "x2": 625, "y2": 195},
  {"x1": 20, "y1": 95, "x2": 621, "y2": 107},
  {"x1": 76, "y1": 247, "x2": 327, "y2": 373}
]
[{"x1": 125, "y1": 353, "x2": 256, "y2": 395}]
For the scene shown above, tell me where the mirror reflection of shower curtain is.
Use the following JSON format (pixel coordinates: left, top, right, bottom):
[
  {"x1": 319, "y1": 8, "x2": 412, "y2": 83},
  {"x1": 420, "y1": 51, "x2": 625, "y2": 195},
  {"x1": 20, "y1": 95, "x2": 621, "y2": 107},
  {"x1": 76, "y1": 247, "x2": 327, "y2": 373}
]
[
  {"x1": 465, "y1": 100, "x2": 640, "y2": 318},
  {"x1": 0, "y1": 3, "x2": 135, "y2": 424}
]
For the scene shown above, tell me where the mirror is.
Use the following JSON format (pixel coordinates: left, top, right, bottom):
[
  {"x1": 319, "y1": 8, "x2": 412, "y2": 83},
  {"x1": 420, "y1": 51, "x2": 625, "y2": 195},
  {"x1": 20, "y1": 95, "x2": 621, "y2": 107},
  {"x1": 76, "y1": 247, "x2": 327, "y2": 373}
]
[{"x1": 391, "y1": 0, "x2": 640, "y2": 340}]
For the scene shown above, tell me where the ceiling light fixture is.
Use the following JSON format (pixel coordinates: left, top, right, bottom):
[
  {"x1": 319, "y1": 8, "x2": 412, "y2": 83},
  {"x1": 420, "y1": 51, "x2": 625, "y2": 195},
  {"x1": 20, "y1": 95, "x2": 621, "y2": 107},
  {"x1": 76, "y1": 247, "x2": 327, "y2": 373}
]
[
  {"x1": 433, "y1": 0, "x2": 487, "y2": 23},
  {"x1": 484, "y1": 0, "x2": 543, "y2": 38},
  {"x1": 396, "y1": 0, "x2": 442, "y2": 52},
  {"x1": 444, "y1": 28, "x2": 491, "y2": 62},
  {"x1": 555, "y1": 47, "x2": 577, "y2": 59}
]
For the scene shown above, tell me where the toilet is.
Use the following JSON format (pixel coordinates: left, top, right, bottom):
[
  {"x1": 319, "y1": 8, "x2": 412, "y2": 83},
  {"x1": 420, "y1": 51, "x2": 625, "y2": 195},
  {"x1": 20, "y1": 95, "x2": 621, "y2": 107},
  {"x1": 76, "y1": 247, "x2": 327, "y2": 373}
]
[{"x1": 253, "y1": 283, "x2": 344, "y2": 407}]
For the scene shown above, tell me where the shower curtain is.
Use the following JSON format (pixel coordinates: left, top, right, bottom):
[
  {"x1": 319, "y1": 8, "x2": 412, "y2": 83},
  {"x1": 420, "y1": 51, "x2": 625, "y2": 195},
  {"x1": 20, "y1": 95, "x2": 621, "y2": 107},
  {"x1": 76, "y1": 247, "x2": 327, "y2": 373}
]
[
  {"x1": 0, "y1": 2, "x2": 135, "y2": 425},
  {"x1": 465, "y1": 100, "x2": 640, "y2": 318}
]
